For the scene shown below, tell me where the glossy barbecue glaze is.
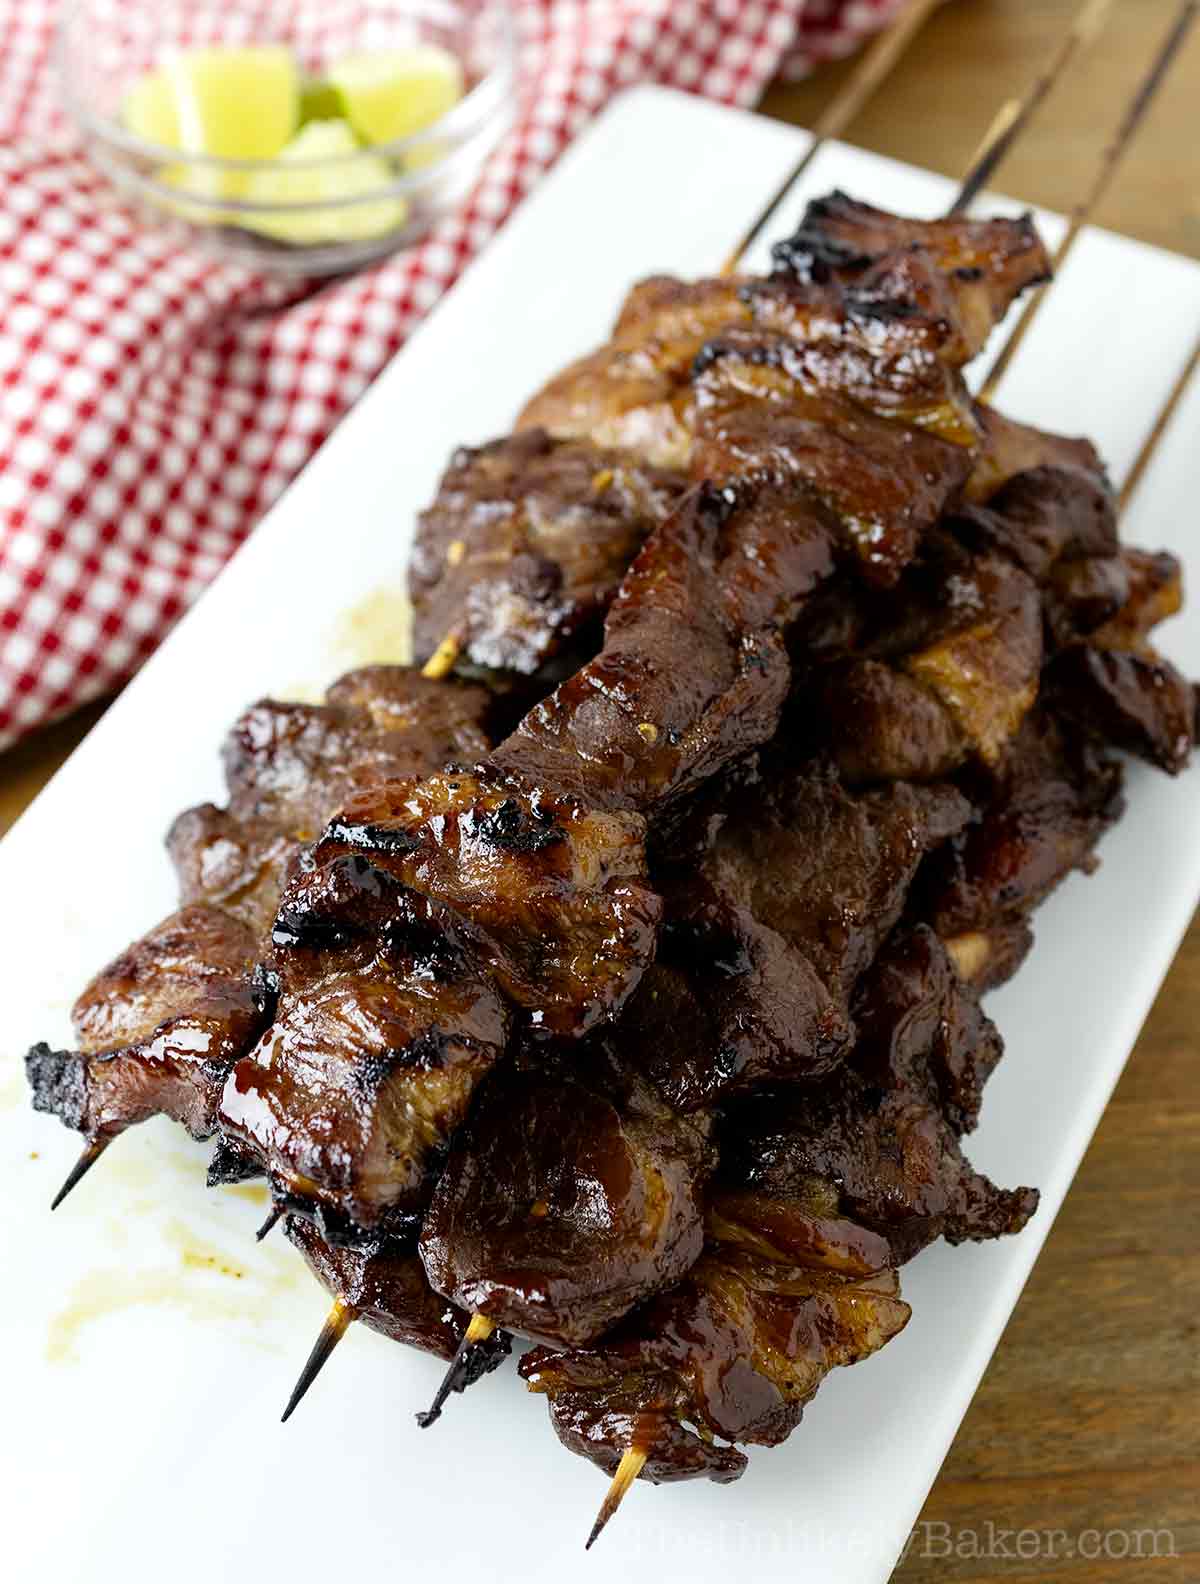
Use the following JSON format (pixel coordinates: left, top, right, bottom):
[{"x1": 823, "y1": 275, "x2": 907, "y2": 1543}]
[
  {"x1": 410, "y1": 429, "x2": 685, "y2": 684},
  {"x1": 420, "y1": 1052, "x2": 712, "y2": 1346},
  {"x1": 27, "y1": 669, "x2": 493, "y2": 1152}
]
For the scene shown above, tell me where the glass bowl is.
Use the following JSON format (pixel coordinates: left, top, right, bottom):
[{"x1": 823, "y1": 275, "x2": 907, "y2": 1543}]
[{"x1": 57, "y1": 0, "x2": 517, "y2": 275}]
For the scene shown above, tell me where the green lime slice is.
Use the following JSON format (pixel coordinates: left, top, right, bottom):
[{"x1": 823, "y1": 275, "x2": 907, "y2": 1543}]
[
  {"x1": 124, "y1": 45, "x2": 300, "y2": 159},
  {"x1": 299, "y1": 77, "x2": 345, "y2": 127},
  {"x1": 239, "y1": 119, "x2": 409, "y2": 245},
  {"x1": 327, "y1": 44, "x2": 463, "y2": 146}
]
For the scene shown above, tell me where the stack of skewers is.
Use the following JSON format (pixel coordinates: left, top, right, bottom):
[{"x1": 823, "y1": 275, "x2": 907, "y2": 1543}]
[{"x1": 25, "y1": 1, "x2": 1200, "y2": 1541}]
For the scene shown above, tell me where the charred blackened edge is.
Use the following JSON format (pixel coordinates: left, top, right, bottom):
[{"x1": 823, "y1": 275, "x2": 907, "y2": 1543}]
[
  {"x1": 206, "y1": 1135, "x2": 264, "y2": 1187},
  {"x1": 25, "y1": 1041, "x2": 88, "y2": 1133},
  {"x1": 322, "y1": 817, "x2": 423, "y2": 857},
  {"x1": 350, "y1": 1029, "x2": 458, "y2": 1097},
  {"x1": 271, "y1": 1179, "x2": 425, "y2": 1251},
  {"x1": 414, "y1": 1324, "x2": 514, "y2": 1428},
  {"x1": 476, "y1": 796, "x2": 564, "y2": 855},
  {"x1": 272, "y1": 853, "x2": 399, "y2": 949},
  {"x1": 767, "y1": 192, "x2": 876, "y2": 283}
]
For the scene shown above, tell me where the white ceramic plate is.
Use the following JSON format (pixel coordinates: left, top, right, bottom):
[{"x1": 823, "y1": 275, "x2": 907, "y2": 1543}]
[{"x1": 2, "y1": 87, "x2": 1198, "y2": 1584}]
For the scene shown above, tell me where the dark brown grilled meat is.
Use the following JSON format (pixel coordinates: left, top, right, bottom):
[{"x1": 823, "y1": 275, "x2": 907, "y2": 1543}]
[
  {"x1": 521, "y1": 1254, "x2": 908, "y2": 1487},
  {"x1": 170, "y1": 668, "x2": 493, "y2": 937},
  {"x1": 27, "y1": 905, "x2": 264, "y2": 1143},
  {"x1": 965, "y1": 404, "x2": 1107, "y2": 504},
  {"x1": 520, "y1": 921, "x2": 1034, "y2": 1489},
  {"x1": 519, "y1": 198, "x2": 1049, "y2": 471},
  {"x1": 717, "y1": 933, "x2": 1035, "y2": 1273},
  {"x1": 284, "y1": 1216, "x2": 511, "y2": 1374},
  {"x1": 26, "y1": 669, "x2": 493, "y2": 1156},
  {"x1": 409, "y1": 430, "x2": 685, "y2": 685},
  {"x1": 917, "y1": 709, "x2": 1126, "y2": 946},
  {"x1": 415, "y1": 763, "x2": 971, "y2": 1344},
  {"x1": 419, "y1": 1050, "x2": 713, "y2": 1346},
  {"x1": 637, "y1": 764, "x2": 970, "y2": 1107},
  {"x1": 220, "y1": 923, "x2": 512, "y2": 1241}
]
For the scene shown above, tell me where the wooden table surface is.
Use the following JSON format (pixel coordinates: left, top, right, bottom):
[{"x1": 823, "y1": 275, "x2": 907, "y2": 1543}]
[{"x1": 2, "y1": 3, "x2": 1197, "y2": 1578}]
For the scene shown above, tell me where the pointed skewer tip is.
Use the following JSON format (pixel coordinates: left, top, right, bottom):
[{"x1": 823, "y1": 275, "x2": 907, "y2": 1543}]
[
  {"x1": 280, "y1": 1298, "x2": 354, "y2": 1423},
  {"x1": 585, "y1": 1447, "x2": 648, "y2": 1551},
  {"x1": 420, "y1": 631, "x2": 463, "y2": 680},
  {"x1": 50, "y1": 1138, "x2": 109, "y2": 1211},
  {"x1": 415, "y1": 1312, "x2": 497, "y2": 1428},
  {"x1": 255, "y1": 1204, "x2": 284, "y2": 1242}
]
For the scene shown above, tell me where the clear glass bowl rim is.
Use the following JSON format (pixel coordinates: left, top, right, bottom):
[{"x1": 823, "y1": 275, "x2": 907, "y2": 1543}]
[{"x1": 55, "y1": 0, "x2": 517, "y2": 176}]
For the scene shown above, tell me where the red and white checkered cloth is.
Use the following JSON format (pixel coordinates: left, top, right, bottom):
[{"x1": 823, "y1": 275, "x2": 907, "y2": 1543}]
[{"x1": 0, "y1": 0, "x2": 905, "y2": 750}]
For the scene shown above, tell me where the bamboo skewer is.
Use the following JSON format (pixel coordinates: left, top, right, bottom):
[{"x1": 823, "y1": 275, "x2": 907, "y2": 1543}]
[
  {"x1": 719, "y1": 0, "x2": 942, "y2": 275},
  {"x1": 280, "y1": 1297, "x2": 357, "y2": 1423},
  {"x1": 585, "y1": 1446, "x2": 649, "y2": 1550},
  {"x1": 420, "y1": 628, "x2": 464, "y2": 680},
  {"x1": 49, "y1": 1138, "x2": 109, "y2": 1211},
  {"x1": 415, "y1": 1312, "x2": 498, "y2": 1429},
  {"x1": 980, "y1": 0, "x2": 1199, "y2": 402},
  {"x1": 255, "y1": 1204, "x2": 284, "y2": 1242},
  {"x1": 949, "y1": 0, "x2": 1116, "y2": 213},
  {"x1": 1119, "y1": 331, "x2": 1200, "y2": 512}
]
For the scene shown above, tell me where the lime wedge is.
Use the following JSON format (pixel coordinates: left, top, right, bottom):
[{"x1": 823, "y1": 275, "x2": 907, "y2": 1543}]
[
  {"x1": 125, "y1": 45, "x2": 300, "y2": 159},
  {"x1": 123, "y1": 68, "x2": 182, "y2": 148},
  {"x1": 239, "y1": 119, "x2": 408, "y2": 244},
  {"x1": 299, "y1": 77, "x2": 344, "y2": 127},
  {"x1": 327, "y1": 44, "x2": 463, "y2": 146}
]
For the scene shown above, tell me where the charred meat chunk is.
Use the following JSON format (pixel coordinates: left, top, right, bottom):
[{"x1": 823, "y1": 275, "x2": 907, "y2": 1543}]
[
  {"x1": 420, "y1": 1053, "x2": 712, "y2": 1346},
  {"x1": 26, "y1": 904, "x2": 264, "y2": 1144},
  {"x1": 522, "y1": 1253, "x2": 909, "y2": 1485},
  {"x1": 639, "y1": 766, "x2": 971, "y2": 1107},
  {"x1": 28, "y1": 668, "x2": 494, "y2": 1153},
  {"x1": 410, "y1": 430, "x2": 684, "y2": 683}
]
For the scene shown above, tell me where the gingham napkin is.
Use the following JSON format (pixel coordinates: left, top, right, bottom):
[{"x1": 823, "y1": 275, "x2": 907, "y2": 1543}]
[{"x1": 0, "y1": 0, "x2": 905, "y2": 750}]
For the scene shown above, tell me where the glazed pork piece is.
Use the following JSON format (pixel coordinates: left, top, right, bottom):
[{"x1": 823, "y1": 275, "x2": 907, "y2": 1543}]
[
  {"x1": 285, "y1": 1215, "x2": 512, "y2": 1370},
  {"x1": 519, "y1": 196, "x2": 1050, "y2": 475},
  {"x1": 419, "y1": 1047, "x2": 714, "y2": 1346},
  {"x1": 217, "y1": 204, "x2": 1077, "y2": 1238},
  {"x1": 520, "y1": 920, "x2": 1035, "y2": 1487},
  {"x1": 409, "y1": 429, "x2": 685, "y2": 685},
  {"x1": 27, "y1": 669, "x2": 493, "y2": 1155},
  {"x1": 639, "y1": 760, "x2": 972, "y2": 1106}
]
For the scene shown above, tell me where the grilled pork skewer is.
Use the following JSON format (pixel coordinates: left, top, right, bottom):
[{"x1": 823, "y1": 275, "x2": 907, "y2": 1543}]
[
  {"x1": 519, "y1": 921, "x2": 1033, "y2": 1494},
  {"x1": 280, "y1": 1218, "x2": 512, "y2": 1421},
  {"x1": 26, "y1": 669, "x2": 495, "y2": 1205},
  {"x1": 221, "y1": 203, "x2": 1049, "y2": 1241}
]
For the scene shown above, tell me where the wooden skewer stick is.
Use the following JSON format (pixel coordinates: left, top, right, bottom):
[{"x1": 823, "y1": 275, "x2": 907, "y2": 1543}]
[
  {"x1": 420, "y1": 629, "x2": 463, "y2": 680},
  {"x1": 980, "y1": 0, "x2": 1199, "y2": 402},
  {"x1": 255, "y1": 1203, "x2": 284, "y2": 1242},
  {"x1": 415, "y1": 1312, "x2": 497, "y2": 1429},
  {"x1": 463, "y1": 1311, "x2": 496, "y2": 1345},
  {"x1": 720, "y1": 0, "x2": 941, "y2": 275},
  {"x1": 49, "y1": 1137, "x2": 109, "y2": 1211},
  {"x1": 1118, "y1": 331, "x2": 1200, "y2": 513},
  {"x1": 280, "y1": 1297, "x2": 356, "y2": 1423},
  {"x1": 585, "y1": 1446, "x2": 649, "y2": 1550},
  {"x1": 414, "y1": 1, "x2": 941, "y2": 679},
  {"x1": 414, "y1": 0, "x2": 1111, "y2": 681},
  {"x1": 949, "y1": 0, "x2": 1116, "y2": 214}
]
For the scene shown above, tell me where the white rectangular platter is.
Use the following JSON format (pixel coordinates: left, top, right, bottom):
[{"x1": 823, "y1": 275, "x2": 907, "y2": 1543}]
[{"x1": 2, "y1": 86, "x2": 1198, "y2": 1584}]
